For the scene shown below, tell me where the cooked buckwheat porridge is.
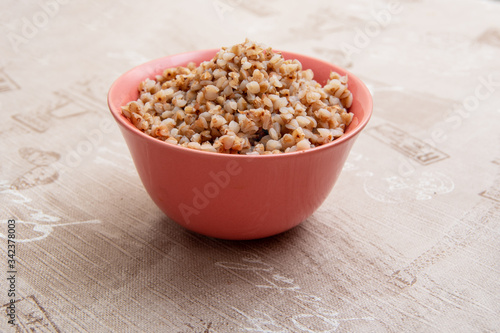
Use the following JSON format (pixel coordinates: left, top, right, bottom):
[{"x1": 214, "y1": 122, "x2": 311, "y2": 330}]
[{"x1": 121, "y1": 39, "x2": 353, "y2": 155}]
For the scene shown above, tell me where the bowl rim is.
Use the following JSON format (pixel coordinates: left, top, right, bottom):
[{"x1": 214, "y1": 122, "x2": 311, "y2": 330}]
[{"x1": 107, "y1": 48, "x2": 373, "y2": 159}]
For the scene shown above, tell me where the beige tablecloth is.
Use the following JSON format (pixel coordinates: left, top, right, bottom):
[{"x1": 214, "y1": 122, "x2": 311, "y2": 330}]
[{"x1": 1, "y1": 0, "x2": 500, "y2": 332}]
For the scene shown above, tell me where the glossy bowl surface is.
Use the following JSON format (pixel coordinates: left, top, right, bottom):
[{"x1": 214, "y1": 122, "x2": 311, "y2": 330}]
[{"x1": 108, "y1": 49, "x2": 372, "y2": 240}]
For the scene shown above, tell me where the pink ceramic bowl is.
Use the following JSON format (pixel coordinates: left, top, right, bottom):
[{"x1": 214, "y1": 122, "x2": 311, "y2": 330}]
[{"x1": 108, "y1": 49, "x2": 372, "y2": 240}]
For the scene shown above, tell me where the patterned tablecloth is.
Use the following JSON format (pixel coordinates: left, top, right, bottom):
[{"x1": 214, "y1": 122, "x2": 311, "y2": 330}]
[{"x1": 1, "y1": 0, "x2": 499, "y2": 332}]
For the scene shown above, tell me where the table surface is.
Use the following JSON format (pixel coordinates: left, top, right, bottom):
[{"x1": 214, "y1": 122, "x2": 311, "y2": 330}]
[{"x1": 1, "y1": 0, "x2": 500, "y2": 332}]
